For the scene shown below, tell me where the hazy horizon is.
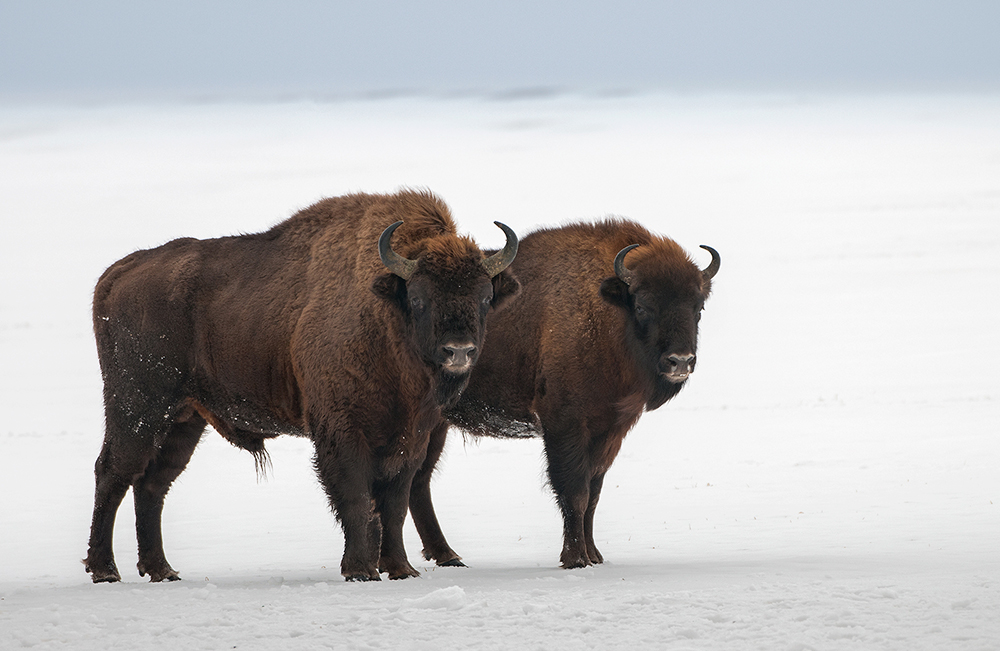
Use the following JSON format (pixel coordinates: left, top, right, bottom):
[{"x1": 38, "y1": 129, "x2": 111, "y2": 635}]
[{"x1": 2, "y1": 0, "x2": 998, "y2": 103}]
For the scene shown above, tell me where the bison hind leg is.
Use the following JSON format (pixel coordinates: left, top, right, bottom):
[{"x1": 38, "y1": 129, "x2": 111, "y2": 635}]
[
  {"x1": 583, "y1": 472, "x2": 606, "y2": 565},
  {"x1": 411, "y1": 421, "x2": 466, "y2": 568},
  {"x1": 87, "y1": 422, "x2": 156, "y2": 584},
  {"x1": 133, "y1": 418, "x2": 206, "y2": 582}
]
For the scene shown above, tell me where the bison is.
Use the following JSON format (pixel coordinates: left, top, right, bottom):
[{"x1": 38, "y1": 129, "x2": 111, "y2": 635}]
[
  {"x1": 84, "y1": 190, "x2": 519, "y2": 583},
  {"x1": 409, "y1": 218, "x2": 719, "y2": 569}
]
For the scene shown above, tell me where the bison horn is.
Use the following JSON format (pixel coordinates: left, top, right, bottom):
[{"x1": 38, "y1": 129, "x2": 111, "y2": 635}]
[
  {"x1": 699, "y1": 245, "x2": 721, "y2": 280},
  {"x1": 378, "y1": 221, "x2": 419, "y2": 280},
  {"x1": 481, "y1": 221, "x2": 519, "y2": 278},
  {"x1": 613, "y1": 244, "x2": 640, "y2": 286}
]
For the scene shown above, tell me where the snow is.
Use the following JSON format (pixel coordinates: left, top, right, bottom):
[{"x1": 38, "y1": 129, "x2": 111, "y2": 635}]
[{"x1": 1, "y1": 93, "x2": 998, "y2": 649}]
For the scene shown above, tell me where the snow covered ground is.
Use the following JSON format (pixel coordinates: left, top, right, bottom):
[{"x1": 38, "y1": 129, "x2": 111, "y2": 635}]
[{"x1": 1, "y1": 93, "x2": 998, "y2": 649}]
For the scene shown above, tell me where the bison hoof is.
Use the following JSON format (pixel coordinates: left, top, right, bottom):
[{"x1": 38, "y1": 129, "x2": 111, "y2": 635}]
[
  {"x1": 422, "y1": 547, "x2": 464, "y2": 567},
  {"x1": 560, "y1": 560, "x2": 590, "y2": 570},
  {"x1": 138, "y1": 561, "x2": 180, "y2": 582},
  {"x1": 342, "y1": 558, "x2": 382, "y2": 582},
  {"x1": 85, "y1": 559, "x2": 122, "y2": 584},
  {"x1": 380, "y1": 560, "x2": 420, "y2": 580},
  {"x1": 559, "y1": 553, "x2": 592, "y2": 570}
]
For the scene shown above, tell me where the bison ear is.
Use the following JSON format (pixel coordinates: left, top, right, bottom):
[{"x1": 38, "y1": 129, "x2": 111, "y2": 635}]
[
  {"x1": 600, "y1": 277, "x2": 630, "y2": 308},
  {"x1": 490, "y1": 269, "x2": 521, "y2": 311},
  {"x1": 371, "y1": 273, "x2": 406, "y2": 306}
]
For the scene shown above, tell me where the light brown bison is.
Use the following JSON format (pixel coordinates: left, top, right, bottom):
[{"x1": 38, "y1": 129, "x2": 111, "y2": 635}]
[
  {"x1": 410, "y1": 218, "x2": 719, "y2": 569},
  {"x1": 85, "y1": 190, "x2": 519, "y2": 582}
]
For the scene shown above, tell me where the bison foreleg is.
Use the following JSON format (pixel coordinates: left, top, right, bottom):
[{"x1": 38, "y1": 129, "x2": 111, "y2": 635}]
[
  {"x1": 555, "y1": 490, "x2": 593, "y2": 569},
  {"x1": 376, "y1": 469, "x2": 421, "y2": 580},
  {"x1": 313, "y1": 442, "x2": 383, "y2": 581},
  {"x1": 543, "y1": 431, "x2": 597, "y2": 569},
  {"x1": 337, "y1": 496, "x2": 383, "y2": 582}
]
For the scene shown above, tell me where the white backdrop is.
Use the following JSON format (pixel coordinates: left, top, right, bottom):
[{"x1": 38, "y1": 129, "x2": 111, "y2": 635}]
[{"x1": 1, "y1": 93, "x2": 998, "y2": 649}]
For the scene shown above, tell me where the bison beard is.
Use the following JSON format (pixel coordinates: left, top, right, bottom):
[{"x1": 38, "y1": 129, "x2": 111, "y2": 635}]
[
  {"x1": 412, "y1": 218, "x2": 719, "y2": 569},
  {"x1": 84, "y1": 190, "x2": 519, "y2": 583}
]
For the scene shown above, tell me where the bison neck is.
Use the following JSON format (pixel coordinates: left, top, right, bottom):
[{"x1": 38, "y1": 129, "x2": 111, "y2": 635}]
[
  {"x1": 433, "y1": 370, "x2": 471, "y2": 410},
  {"x1": 645, "y1": 380, "x2": 684, "y2": 411},
  {"x1": 634, "y1": 347, "x2": 688, "y2": 410}
]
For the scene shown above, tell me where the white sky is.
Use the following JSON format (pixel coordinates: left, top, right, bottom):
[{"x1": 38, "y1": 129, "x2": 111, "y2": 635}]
[{"x1": 2, "y1": 0, "x2": 998, "y2": 101}]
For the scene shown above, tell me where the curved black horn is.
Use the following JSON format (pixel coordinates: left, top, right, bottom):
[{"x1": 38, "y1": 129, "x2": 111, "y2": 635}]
[
  {"x1": 378, "y1": 221, "x2": 418, "y2": 280},
  {"x1": 699, "y1": 245, "x2": 720, "y2": 280},
  {"x1": 481, "y1": 221, "x2": 519, "y2": 278},
  {"x1": 613, "y1": 244, "x2": 640, "y2": 286}
]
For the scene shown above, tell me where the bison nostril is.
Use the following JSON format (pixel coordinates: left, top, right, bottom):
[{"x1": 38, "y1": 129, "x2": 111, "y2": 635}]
[
  {"x1": 659, "y1": 353, "x2": 695, "y2": 384},
  {"x1": 442, "y1": 343, "x2": 476, "y2": 367},
  {"x1": 662, "y1": 354, "x2": 695, "y2": 378}
]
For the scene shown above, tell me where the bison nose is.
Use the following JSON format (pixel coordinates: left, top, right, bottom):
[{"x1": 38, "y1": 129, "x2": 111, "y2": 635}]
[
  {"x1": 660, "y1": 353, "x2": 696, "y2": 384},
  {"x1": 441, "y1": 342, "x2": 477, "y2": 372}
]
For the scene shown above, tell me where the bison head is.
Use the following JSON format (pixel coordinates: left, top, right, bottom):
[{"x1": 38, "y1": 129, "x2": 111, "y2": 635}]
[
  {"x1": 372, "y1": 221, "x2": 520, "y2": 405},
  {"x1": 599, "y1": 241, "x2": 719, "y2": 402}
]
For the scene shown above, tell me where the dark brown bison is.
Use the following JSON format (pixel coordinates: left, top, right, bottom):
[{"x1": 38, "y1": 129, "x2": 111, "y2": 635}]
[
  {"x1": 84, "y1": 190, "x2": 519, "y2": 583},
  {"x1": 410, "y1": 218, "x2": 719, "y2": 569}
]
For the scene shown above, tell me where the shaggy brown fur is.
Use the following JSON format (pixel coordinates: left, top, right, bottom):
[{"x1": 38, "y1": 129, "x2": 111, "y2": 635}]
[
  {"x1": 84, "y1": 190, "x2": 519, "y2": 583},
  {"x1": 410, "y1": 218, "x2": 718, "y2": 569}
]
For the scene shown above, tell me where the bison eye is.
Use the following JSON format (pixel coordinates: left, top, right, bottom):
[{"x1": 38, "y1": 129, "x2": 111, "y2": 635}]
[
  {"x1": 634, "y1": 304, "x2": 647, "y2": 318},
  {"x1": 410, "y1": 296, "x2": 425, "y2": 313}
]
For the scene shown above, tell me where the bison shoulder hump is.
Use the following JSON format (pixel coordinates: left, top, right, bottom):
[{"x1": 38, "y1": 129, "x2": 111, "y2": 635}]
[{"x1": 166, "y1": 251, "x2": 201, "y2": 302}]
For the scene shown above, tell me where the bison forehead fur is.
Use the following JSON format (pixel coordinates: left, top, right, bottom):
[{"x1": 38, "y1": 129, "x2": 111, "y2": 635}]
[{"x1": 617, "y1": 240, "x2": 712, "y2": 298}]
